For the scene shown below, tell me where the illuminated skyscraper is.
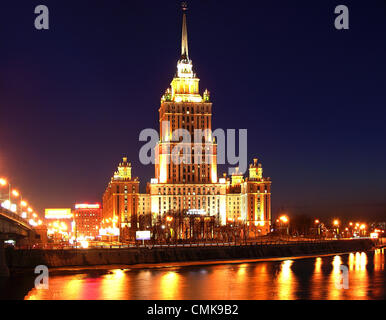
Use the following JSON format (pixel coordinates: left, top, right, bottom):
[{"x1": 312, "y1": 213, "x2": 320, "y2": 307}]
[
  {"x1": 148, "y1": 4, "x2": 228, "y2": 225},
  {"x1": 103, "y1": 4, "x2": 272, "y2": 238},
  {"x1": 155, "y1": 4, "x2": 217, "y2": 185}
]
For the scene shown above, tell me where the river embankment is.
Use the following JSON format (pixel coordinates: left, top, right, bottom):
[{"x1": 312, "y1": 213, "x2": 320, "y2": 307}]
[{"x1": 5, "y1": 239, "x2": 374, "y2": 273}]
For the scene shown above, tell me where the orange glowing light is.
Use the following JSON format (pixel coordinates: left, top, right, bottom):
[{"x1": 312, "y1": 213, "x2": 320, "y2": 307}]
[
  {"x1": 45, "y1": 208, "x2": 72, "y2": 220},
  {"x1": 279, "y1": 215, "x2": 288, "y2": 223},
  {"x1": 12, "y1": 190, "x2": 19, "y2": 197},
  {"x1": 75, "y1": 204, "x2": 100, "y2": 209},
  {"x1": 333, "y1": 220, "x2": 339, "y2": 226},
  {"x1": 314, "y1": 219, "x2": 319, "y2": 224},
  {"x1": 0, "y1": 178, "x2": 7, "y2": 186}
]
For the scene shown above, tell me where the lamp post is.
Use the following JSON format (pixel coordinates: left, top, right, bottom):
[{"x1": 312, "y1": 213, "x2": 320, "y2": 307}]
[
  {"x1": 0, "y1": 178, "x2": 11, "y2": 204},
  {"x1": 360, "y1": 224, "x2": 366, "y2": 237},
  {"x1": 315, "y1": 219, "x2": 320, "y2": 236},
  {"x1": 333, "y1": 220, "x2": 340, "y2": 238},
  {"x1": 279, "y1": 215, "x2": 289, "y2": 237}
]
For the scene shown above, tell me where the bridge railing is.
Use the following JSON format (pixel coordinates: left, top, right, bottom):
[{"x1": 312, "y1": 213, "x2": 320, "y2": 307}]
[
  {"x1": 13, "y1": 236, "x2": 373, "y2": 250},
  {"x1": 0, "y1": 207, "x2": 31, "y2": 229}
]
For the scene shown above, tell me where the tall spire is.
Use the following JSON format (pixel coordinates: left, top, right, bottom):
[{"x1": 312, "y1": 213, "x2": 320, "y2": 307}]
[{"x1": 181, "y1": 2, "x2": 189, "y2": 60}]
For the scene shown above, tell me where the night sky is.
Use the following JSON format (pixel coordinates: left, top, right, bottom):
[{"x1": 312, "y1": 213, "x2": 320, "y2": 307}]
[{"x1": 0, "y1": 0, "x2": 385, "y2": 221}]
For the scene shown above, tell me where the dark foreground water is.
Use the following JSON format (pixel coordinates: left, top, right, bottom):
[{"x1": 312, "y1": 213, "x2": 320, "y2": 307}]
[{"x1": 1, "y1": 249, "x2": 385, "y2": 300}]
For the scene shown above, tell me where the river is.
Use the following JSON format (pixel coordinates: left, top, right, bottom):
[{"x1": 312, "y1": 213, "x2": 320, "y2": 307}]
[{"x1": 1, "y1": 249, "x2": 384, "y2": 300}]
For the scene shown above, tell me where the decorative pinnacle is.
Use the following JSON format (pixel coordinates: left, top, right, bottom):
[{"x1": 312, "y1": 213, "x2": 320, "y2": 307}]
[{"x1": 181, "y1": 2, "x2": 189, "y2": 60}]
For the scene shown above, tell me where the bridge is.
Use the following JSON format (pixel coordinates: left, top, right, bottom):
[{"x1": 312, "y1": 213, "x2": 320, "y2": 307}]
[{"x1": 0, "y1": 207, "x2": 33, "y2": 277}]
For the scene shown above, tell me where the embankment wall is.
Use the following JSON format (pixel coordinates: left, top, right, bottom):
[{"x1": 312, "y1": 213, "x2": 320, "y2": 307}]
[{"x1": 5, "y1": 239, "x2": 374, "y2": 269}]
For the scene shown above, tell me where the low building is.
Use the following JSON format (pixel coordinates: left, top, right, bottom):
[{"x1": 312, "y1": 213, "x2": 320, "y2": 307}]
[{"x1": 74, "y1": 204, "x2": 102, "y2": 239}]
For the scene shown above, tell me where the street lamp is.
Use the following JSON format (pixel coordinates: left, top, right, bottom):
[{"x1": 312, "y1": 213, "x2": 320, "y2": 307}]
[
  {"x1": 279, "y1": 215, "x2": 288, "y2": 223},
  {"x1": 315, "y1": 219, "x2": 320, "y2": 236},
  {"x1": 360, "y1": 224, "x2": 366, "y2": 237},
  {"x1": 333, "y1": 219, "x2": 340, "y2": 237},
  {"x1": 0, "y1": 178, "x2": 11, "y2": 203},
  {"x1": 279, "y1": 215, "x2": 289, "y2": 235}
]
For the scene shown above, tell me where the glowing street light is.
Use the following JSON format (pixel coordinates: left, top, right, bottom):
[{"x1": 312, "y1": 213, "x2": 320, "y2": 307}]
[
  {"x1": 314, "y1": 219, "x2": 321, "y2": 236},
  {"x1": 279, "y1": 215, "x2": 289, "y2": 223},
  {"x1": 0, "y1": 178, "x2": 11, "y2": 203},
  {"x1": 279, "y1": 215, "x2": 289, "y2": 235},
  {"x1": 12, "y1": 189, "x2": 20, "y2": 197},
  {"x1": 359, "y1": 224, "x2": 367, "y2": 237},
  {"x1": 333, "y1": 220, "x2": 340, "y2": 238},
  {"x1": 20, "y1": 200, "x2": 28, "y2": 207}
]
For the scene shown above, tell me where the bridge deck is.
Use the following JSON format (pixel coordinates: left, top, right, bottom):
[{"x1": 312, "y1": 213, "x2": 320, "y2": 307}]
[{"x1": 0, "y1": 207, "x2": 32, "y2": 237}]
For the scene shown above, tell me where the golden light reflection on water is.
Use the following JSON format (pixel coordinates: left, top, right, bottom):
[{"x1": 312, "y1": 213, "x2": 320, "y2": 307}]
[
  {"x1": 251, "y1": 263, "x2": 270, "y2": 300},
  {"x1": 315, "y1": 257, "x2": 322, "y2": 273},
  {"x1": 352, "y1": 252, "x2": 368, "y2": 299},
  {"x1": 327, "y1": 255, "x2": 344, "y2": 300},
  {"x1": 25, "y1": 274, "x2": 86, "y2": 300},
  {"x1": 310, "y1": 257, "x2": 323, "y2": 299},
  {"x1": 374, "y1": 249, "x2": 384, "y2": 272},
  {"x1": 159, "y1": 271, "x2": 181, "y2": 300},
  {"x1": 23, "y1": 250, "x2": 384, "y2": 300},
  {"x1": 276, "y1": 260, "x2": 296, "y2": 300},
  {"x1": 232, "y1": 264, "x2": 248, "y2": 299},
  {"x1": 99, "y1": 269, "x2": 127, "y2": 300}
]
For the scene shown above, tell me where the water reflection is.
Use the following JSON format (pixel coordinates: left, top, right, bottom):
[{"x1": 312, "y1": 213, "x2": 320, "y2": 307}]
[
  {"x1": 100, "y1": 269, "x2": 127, "y2": 300},
  {"x1": 327, "y1": 255, "x2": 344, "y2": 300},
  {"x1": 276, "y1": 260, "x2": 296, "y2": 300},
  {"x1": 12, "y1": 250, "x2": 385, "y2": 300},
  {"x1": 159, "y1": 271, "x2": 181, "y2": 300},
  {"x1": 310, "y1": 257, "x2": 323, "y2": 299}
]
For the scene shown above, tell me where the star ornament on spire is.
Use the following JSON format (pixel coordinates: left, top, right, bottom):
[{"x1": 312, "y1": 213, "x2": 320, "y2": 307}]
[{"x1": 180, "y1": 1, "x2": 189, "y2": 61}]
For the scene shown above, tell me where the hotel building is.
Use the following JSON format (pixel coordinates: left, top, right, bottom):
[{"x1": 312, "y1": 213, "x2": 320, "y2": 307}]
[{"x1": 102, "y1": 5, "x2": 271, "y2": 239}]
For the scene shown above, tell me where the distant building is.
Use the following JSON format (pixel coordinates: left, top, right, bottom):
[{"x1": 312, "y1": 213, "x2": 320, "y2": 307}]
[
  {"x1": 74, "y1": 204, "x2": 102, "y2": 239},
  {"x1": 102, "y1": 158, "x2": 140, "y2": 240},
  {"x1": 45, "y1": 208, "x2": 74, "y2": 240}
]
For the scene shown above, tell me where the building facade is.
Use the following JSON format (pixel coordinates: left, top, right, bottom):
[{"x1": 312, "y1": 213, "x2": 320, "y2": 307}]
[
  {"x1": 74, "y1": 204, "x2": 102, "y2": 239},
  {"x1": 102, "y1": 158, "x2": 140, "y2": 239},
  {"x1": 102, "y1": 6, "x2": 272, "y2": 239}
]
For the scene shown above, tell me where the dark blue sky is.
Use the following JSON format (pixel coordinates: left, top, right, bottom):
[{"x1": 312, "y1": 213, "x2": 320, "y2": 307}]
[{"x1": 0, "y1": 0, "x2": 385, "y2": 220}]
